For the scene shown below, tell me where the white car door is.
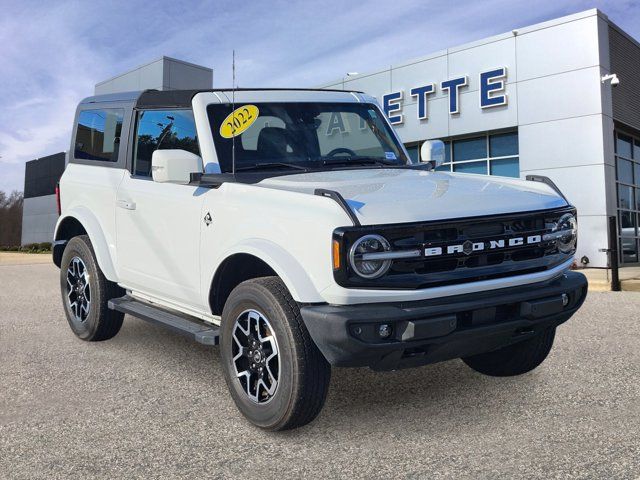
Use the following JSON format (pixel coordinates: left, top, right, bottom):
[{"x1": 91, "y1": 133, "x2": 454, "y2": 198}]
[{"x1": 115, "y1": 109, "x2": 205, "y2": 311}]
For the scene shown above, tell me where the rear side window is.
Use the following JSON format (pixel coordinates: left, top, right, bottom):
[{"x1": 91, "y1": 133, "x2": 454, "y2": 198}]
[
  {"x1": 74, "y1": 109, "x2": 124, "y2": 162},
  {"x1": 132, "y1": 109, "x2": 200, "y2": 177}
]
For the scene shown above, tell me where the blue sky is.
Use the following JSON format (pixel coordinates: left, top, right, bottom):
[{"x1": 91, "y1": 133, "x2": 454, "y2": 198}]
[{"x1": 1, "y1": 0, "x2": 639, "y2": 193}]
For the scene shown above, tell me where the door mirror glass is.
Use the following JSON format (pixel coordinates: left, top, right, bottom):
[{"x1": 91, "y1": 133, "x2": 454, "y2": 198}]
[
  {"x1": 420, "y1": 140, "x2": 446, "y2": 167},
  {"x1": 151, "y1": 149, "x2": 203, "y2": 184}
]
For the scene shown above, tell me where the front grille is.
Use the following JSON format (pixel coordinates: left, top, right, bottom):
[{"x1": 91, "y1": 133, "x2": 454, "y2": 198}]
[{"x1": 334, "y1": 207, "x2": 575, "y2": 289}]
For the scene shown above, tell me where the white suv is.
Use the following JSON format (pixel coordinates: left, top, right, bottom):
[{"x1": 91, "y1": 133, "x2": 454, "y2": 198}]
[{"x1": 54, "y1": 88, "x2": 587, "y2": 430}]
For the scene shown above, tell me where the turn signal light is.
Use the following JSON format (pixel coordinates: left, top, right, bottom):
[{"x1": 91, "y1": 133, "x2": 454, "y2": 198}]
[{"x1": 332, "y1": 239, "x2": 341, "y2": 270}]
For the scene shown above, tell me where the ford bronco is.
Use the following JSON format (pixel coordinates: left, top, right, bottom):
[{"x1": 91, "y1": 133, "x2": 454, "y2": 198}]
[{"x1": 54, "y1": 88, "x2": 587, "y2": 430}]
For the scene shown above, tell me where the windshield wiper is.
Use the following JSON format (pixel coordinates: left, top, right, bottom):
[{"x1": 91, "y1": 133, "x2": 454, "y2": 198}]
[
  {"x1": 235, "y1": 162, "x2": 308, "y2": 172},
  {"x1": 320, "y1": 157, "x2": 398, "y2": 167}
]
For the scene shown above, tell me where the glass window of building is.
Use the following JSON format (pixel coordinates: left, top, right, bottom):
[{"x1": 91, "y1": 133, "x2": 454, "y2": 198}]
[
  {"x1": 614, "y1": 130, "x2": 640, "y2": 264},
  {"x1": 431, "y1": 131, "x2": 519, "y2": 178}
]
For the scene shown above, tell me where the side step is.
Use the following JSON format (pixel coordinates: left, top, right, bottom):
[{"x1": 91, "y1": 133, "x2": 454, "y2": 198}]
[{"x1": 108, "y1": 295, "x2": 219, "y2": 345}]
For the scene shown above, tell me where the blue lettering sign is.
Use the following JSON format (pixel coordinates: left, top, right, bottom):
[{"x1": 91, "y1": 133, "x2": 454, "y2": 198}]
[
  {"x1": 440, "y1": 76, "x2": 468, "y2": 115},
  {"x1": 480, "y1": 67, "x2": 507, "y2": 108},
  {"x1": 377, "y1": 68, "x2": 506, "y2": 120},
  {"x1": 410, "y1": 84, "x2": 436, "y2": 120},
  {"x1": 382, "y1": 91, "x2": 403, "y2": 125}
]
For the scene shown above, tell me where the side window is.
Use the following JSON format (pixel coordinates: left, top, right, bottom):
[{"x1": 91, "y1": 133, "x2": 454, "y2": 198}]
[
  {"x1": 74, "y1": 109, "x2": 124, "y2": 162},
  {"x1": 132, "y1": 109, "x2": 199, "y2": 177}
]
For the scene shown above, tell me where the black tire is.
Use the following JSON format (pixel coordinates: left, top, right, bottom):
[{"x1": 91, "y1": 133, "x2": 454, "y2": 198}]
[
  {"x1": 59, "y1": 235, "x2": 124, "y2": 341},
  {"x1": 220, "y1": 277, "x2": 331, "y2": 431},
  {"x1": 462, "y1": 327, "x2": 556, "y2": 377}
]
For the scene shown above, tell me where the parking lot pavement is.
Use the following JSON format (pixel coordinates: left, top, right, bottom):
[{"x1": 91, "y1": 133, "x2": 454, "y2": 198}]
[
  {"x1": 1, "y1": 263, "x2": 639, "y2": 479},
  {"x1": 0, "y1": 252, "x2": 52, "y2": 266}
]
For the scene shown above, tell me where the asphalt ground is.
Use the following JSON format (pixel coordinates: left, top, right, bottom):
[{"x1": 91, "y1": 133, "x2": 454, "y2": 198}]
[{"x1": 1, "y1": 262, "x2": 639, "y2": 479}]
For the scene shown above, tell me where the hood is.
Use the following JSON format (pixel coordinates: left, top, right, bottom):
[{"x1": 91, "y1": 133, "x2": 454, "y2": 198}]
[{"x1": 256, "y1": 169, "x2": 568, "y2": 225}]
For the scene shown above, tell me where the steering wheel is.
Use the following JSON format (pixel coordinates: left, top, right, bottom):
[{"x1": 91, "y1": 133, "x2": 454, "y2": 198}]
[{"x1": 326, "y1": 147, "x2": 357, "y2": 157}]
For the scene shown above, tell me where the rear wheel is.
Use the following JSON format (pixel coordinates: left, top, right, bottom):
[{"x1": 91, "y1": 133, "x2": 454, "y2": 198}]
[
  {"x1": 462, "y1": 327, "x2": 556, "y2": 377},
  {"x1": 59, "y1": 235, "x2": 124, "y2": 341},
  {"x1": 220, "y1": 277, "x2": 331, "y2": 431}
]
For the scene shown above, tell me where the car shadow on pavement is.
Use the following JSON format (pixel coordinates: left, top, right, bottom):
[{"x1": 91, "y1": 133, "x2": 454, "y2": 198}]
[{"x1": 111, "y1": 315, "x2": 541, "y2": 432}]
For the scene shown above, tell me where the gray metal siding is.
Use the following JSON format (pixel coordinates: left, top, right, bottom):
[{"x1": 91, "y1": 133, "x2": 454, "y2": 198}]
[
  {"x1": 609, "y1": 26, "x2": 640, "y2": 131},
  {"x1": 21, "y1": 153, "x2": 66, "y2": 245},
  {"x1": 21, "y1": 195, "x2": 58, "y2": 245},
  {"x1": 95, "y1": 57, "x2": 213, "y2": 95}
]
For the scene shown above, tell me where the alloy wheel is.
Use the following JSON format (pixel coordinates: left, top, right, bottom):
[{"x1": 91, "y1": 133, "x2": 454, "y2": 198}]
[
  {"x1": 232, "y1": 309, "x2": 280, "y2": 404},
  {"x1": 66, "y1": 256, "x2": 91, "y2": 323}
]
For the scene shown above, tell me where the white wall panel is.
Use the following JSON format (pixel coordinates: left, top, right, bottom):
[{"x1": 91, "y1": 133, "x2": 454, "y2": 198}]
[
  {"x1": 448, "y1": 37, "x2": 516, "y2": 92},
  {"x1": 516, "y1": 15, "x2": 601, "y2": 81},
  {"x1": 572, "y1": 215, "x2": 610, "y2": 267},
  {"x1": 519, "y1": 115, "x2": 607, "y2": 171},
  {"x1": 22, "y1": 195, "x2": 58, "y2": 216},
  {"x1": 521, "y1": 164, "x2": 608, "y2": 217},
  {"x1": 342, "y1": 71, "x2": 391, "y2": 99},
  {"x1": 393, "y1": 97, "x2": 450, "y2": 142},
  {"x1": 517, "y1": 67, "x2": 603, "y2": 125},
  {"x1": 390, "y1": 54, "x2": 448, "y2": 99}
]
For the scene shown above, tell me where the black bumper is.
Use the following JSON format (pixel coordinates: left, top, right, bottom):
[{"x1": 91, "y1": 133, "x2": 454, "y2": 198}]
[{"x1": 300, "y1": 271, "x2": 588, "y2": 371}]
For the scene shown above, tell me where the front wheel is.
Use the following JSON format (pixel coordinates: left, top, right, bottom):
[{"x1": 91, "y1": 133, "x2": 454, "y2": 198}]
[
  {"x1": 220, "y1": 277, "x2": 331, "y2": 431},
  {"x1": 462, "y1": 327, "x2": 556, "y2": 377}
]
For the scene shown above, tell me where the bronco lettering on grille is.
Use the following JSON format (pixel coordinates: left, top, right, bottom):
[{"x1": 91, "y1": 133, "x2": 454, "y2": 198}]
[{"x1": 425, "y1": 235, "x2": 543, "y2": 257}]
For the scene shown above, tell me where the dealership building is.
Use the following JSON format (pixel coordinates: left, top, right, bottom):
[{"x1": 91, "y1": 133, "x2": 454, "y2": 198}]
[
  {"x1": 320, "y1": 9, "x2": 639, "y2": 268},
  {"x1": 21, "y1": 9, "x2": 640, "y2": 268}
]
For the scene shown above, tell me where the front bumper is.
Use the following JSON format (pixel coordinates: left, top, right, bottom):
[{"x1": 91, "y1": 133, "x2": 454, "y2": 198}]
[{"x1": 300, "y1": 271, "x2": 588, "y2": 371}]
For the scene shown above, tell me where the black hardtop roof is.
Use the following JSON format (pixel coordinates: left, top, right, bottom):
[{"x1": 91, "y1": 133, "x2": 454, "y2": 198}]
[{"x1": 79, "y1": 88, "x2": 363, "y2": 109}]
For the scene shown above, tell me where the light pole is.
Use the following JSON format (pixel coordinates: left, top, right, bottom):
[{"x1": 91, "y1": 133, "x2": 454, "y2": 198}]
[{"x1": 342, "y1": 72, "x2": 359, "y2": 89}]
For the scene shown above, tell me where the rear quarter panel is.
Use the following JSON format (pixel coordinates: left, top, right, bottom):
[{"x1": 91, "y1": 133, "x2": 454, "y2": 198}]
[{"x1": 56, "y1": 164, "x2": 125, "y2": 280}]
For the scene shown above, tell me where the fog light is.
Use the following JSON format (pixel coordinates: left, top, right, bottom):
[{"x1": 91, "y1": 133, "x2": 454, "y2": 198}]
[
  {"x1": 561, "y1": 293, "x2": 569, "y2": 307},
  {"x1": 378, "y1": 324, "x2": 392, "y2": 339}
]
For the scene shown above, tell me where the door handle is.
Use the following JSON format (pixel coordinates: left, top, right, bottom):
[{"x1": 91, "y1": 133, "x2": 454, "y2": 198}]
[{"x1": 116, "y1": 199, "x2": 136, "y2": 210}]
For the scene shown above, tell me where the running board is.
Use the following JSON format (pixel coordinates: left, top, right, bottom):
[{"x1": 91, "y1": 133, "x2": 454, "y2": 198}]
[{"x1": 108, "y1": 295, "x2": 219, "y2": 345}]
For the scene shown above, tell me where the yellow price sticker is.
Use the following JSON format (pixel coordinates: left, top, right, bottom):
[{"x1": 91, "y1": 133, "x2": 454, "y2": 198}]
[{"x1": 219, "y1": 104, "x2": 259, "y2": 138}]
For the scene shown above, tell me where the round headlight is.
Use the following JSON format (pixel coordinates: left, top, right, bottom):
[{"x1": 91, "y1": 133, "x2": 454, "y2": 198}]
[
  {"x1": 555, "y1": 213, "x2": 577, "y2": 253},
  {"x1": 349, "y1": 234, "x2": 392, "y2": 279}
]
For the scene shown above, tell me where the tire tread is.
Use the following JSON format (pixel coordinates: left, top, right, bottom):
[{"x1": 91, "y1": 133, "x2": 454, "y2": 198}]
[
  {"x1": 220, "y1": 276, "x2": 331, "y2": 431},
  {"x1": 256, "y1": 277, "x2": 331, "y2": 430},
  {"x1": 61, "y1": 235, "x2": 124, "y2": 341}
]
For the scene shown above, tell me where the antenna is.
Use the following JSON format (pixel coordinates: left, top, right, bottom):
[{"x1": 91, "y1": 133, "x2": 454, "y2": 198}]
[{"x1": 232, "y1": 50, "x2": 236, "y2": 175}]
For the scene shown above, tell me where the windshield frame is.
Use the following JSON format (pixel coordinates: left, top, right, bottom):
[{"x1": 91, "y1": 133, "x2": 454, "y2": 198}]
[{"x1": 206, "y1": 101, "x2": 413, "y2": 175}]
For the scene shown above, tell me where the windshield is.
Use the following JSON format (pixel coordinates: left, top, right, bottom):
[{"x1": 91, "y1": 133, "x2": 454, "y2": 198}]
[{"x1": 207, "y1": 102, "x2": 410, "y2": 173}]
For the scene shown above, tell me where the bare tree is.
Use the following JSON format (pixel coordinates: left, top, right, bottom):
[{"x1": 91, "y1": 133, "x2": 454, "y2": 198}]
[{"x1": 0, "y1": 191, "x2": 24, "y2": 246}]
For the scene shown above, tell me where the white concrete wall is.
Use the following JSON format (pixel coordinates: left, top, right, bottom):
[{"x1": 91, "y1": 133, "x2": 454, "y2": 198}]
[
  {"x1": 321, "y1": 9, "x2": 614, "y2": 267},
  {"x1": 516, "y1": 13, "x2": 613, "y2": 268},
  {"x1": 21, "y1": 195, "x2": 58, "y2": 245}
]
